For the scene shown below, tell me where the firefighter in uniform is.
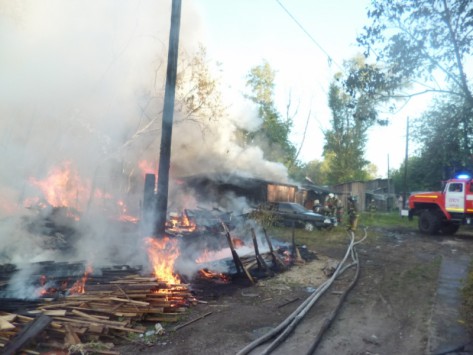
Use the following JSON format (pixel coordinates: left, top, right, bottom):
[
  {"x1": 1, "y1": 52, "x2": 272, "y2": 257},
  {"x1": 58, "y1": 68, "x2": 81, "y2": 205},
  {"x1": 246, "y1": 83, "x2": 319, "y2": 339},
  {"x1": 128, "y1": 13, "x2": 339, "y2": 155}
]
[
  {"x1": 335, "y1": 195, "x2": 343, "y2": 223},
  {"x1": 347, "y1": 195, "x2": 359, "y2": 232},
  {"x1": 325, "y1": 193, "x2": 337, "y2": 218}
]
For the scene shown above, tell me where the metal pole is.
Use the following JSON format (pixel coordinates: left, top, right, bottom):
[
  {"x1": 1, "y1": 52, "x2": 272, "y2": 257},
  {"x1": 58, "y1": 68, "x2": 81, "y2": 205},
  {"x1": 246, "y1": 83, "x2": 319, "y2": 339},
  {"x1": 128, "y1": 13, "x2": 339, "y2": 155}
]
[{"x1": 155, "y1": 0, "x2": 182, "y2": 236}]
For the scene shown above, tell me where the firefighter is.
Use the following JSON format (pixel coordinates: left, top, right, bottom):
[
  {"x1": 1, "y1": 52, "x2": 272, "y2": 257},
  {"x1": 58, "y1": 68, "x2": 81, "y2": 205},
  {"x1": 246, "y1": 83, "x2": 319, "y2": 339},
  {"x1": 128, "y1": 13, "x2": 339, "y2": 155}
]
[
  {"x1": 313, "y1": 199, "x2": 323, "y2": 214},
  {"x1": 347, "y1": 195, "x2": 359, "y2": 232},
  {"x1": 325, "y1": 193, "x2": 337, "y2": 218},
  {"x1": 335, "y1": 195, "x2": 343, "y2": 223}
]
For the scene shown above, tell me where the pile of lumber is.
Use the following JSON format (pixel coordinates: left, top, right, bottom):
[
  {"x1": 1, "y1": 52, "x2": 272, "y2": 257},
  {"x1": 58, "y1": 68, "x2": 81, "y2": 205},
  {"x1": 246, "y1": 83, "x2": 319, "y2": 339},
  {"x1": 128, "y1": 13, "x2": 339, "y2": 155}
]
[{"x1": 0, "y1": 274, "x2": 197, "y2": 354}]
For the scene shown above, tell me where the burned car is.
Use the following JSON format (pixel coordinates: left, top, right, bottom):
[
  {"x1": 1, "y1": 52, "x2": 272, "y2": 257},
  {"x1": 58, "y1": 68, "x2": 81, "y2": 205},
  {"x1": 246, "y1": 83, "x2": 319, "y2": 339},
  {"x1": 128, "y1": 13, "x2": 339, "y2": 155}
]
[{"x1": 249, "y1": 202, "x2": 335, "y2": 231}]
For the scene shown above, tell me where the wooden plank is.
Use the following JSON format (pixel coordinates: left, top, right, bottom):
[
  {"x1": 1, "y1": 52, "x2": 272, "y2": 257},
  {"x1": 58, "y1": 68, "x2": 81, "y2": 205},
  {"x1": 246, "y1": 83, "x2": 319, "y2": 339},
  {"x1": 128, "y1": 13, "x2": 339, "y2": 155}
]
[
  {"x1": 108, "y1": 297, "x2": 150, "y2": 306},
  {"x1": 2, "y1": 314, "x2": 52, "y2": 355},
  {"x1": 53, "y1": 316, "x2": 129, "y2": 328},
  {"x1": 0, "y1": 314, "x2": 17, "y2": 322},
  {"x1": 0, "y1": 318, "x2": 15, "y2": 330},
  {"x1": 71, "y1": 309, "x2": 109, "y2": 321},
  {"x1": 173, "y1": 312, "x2": 212, "y2": 331},
  {"x1": 28, "y1": 309, "x2": 67, "y2": 317},
  {"x1": 64, "y1": 323, "x2": 81, "y2": 346}
]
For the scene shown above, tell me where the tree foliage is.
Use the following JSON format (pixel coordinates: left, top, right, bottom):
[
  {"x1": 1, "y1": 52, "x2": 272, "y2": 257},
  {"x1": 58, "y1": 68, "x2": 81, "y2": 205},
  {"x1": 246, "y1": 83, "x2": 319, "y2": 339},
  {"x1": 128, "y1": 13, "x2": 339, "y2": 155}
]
[
  {"x1": 391, "y1": 156, "x2": 443, "y2": 193},
  {"x1": 412, "y1": 95, "x2": 473, "y2": 179},
  {"x1": 243, "y1": 60, "x2": 298, "y2": 168},
  {"x1": 302, "y1": 159, "x2": 330, "y2": 186},
  {"x1": 357, "y1": 0, "x2": 473, "y2": 105},
  {"x1": 123, "y1": 45, "x2": 225, "y2": 149},
  {"x1": 356, "y1": 0, "x2": 473, "y2": 190},
  {"x1": 323, "y1": 57, "x2": 381, "y2": 184},
  {"x1": 391, "y1": 96, "x2": 473, "y2": 191}
]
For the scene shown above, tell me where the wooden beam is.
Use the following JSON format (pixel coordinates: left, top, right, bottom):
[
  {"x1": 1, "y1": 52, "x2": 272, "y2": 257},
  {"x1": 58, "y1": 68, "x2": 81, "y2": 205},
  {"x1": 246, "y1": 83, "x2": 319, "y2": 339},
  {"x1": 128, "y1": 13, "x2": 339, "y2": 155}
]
[{"x1": 2, "y1": 314, "x2": 52, "y2": 355}]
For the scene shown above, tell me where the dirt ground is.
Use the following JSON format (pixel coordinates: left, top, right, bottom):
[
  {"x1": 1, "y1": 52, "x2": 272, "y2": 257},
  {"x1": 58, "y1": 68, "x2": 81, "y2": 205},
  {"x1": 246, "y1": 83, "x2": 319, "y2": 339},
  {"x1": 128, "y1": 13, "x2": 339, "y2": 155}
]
[{"x1": 116, "y1": 225, "x2": 473, "y2": 355}]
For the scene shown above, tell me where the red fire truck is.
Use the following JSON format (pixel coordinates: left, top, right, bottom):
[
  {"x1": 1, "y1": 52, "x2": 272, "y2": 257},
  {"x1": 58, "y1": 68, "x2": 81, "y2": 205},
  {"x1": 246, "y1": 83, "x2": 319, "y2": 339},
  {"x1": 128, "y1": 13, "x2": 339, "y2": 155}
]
[{"x1": 408, "y1": 174, "x2": 473, "y2": 235}]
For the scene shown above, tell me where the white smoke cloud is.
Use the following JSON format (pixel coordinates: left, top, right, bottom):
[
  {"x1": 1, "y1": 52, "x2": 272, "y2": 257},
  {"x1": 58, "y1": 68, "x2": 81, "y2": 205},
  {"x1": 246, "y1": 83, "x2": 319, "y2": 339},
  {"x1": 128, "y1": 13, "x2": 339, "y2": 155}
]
[{"x1": 0, "y1": 0, "x2": 289, "y2": 285}]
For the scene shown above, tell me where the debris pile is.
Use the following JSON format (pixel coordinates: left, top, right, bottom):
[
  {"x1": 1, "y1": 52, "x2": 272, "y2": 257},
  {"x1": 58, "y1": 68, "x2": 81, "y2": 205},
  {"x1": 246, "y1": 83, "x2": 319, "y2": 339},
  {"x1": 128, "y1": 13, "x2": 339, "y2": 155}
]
[{"x1": 0, "y1": 274, "x2": 197, "y2": 354}]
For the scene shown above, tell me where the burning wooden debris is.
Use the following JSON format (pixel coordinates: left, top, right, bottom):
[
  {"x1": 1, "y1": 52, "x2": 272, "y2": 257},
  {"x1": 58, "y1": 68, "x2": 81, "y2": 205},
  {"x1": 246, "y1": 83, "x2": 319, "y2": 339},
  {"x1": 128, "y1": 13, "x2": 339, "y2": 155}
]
[{"x1": 0, "y1": 268, "x2": 197, "y2": 354}]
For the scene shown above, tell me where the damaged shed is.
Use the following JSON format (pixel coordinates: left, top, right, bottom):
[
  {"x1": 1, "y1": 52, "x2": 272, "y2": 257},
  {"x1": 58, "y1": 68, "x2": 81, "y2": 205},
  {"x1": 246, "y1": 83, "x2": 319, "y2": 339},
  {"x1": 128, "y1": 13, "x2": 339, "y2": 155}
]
[{"x1": 180, "y1": 173, "x2": 298, "y2": 206}]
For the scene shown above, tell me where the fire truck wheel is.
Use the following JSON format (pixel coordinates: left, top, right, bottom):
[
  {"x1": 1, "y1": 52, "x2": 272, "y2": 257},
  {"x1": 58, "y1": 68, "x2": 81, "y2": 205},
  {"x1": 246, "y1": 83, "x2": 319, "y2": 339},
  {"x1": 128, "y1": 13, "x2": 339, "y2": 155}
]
[
  {"x1": 304, "y1": 222, "x2": 314, "y2": 232},
  {"x1": 418, "y1": 210, "x2": 441, "y2": 235},
  {"x1": 440, "y1": 223, "x2": 460, "y2": 235}
]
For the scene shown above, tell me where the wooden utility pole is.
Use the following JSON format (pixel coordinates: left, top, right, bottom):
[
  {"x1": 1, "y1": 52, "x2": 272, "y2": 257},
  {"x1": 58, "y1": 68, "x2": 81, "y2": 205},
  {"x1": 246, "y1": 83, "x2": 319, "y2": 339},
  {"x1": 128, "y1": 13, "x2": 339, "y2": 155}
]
[
  {"x1": 387, "y1": 154, "x2": 390, "y2": 210},
  {"x1": 402, "y1": 117, "x2": 409, "y2": 209},
  {"x1": 155, "y1": 0, "x2": 182, "y2": 236}
]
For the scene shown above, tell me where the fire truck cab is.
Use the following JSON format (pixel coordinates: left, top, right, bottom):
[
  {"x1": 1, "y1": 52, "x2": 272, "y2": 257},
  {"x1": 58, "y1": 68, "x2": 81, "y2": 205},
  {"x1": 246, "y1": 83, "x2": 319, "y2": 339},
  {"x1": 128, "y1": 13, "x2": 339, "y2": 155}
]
[{"x1": 408, "y1": 175, "x2": 473, "y2": 235}]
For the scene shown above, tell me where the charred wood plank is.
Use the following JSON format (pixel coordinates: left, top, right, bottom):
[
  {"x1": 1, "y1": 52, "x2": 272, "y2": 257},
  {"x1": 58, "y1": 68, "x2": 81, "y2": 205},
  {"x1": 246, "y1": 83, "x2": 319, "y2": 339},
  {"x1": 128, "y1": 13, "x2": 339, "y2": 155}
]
[
  {"x1": 251, "y1": 228, "x2": 273, "y2": 276},
  {"x1": 221, "y1": 222, "x2": 255, "y2": 284},
  {"x1": 2, "y1": 314, "x2": 52, "y2": 355}
]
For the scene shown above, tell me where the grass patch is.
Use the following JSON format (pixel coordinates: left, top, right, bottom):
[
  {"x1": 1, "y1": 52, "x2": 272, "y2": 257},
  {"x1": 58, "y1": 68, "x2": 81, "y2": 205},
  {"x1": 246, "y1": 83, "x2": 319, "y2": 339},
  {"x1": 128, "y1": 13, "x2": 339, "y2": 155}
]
[
  {"x1": 264, "y1": 211, "x2": 417, "y2": 251},
  {"x1": 359, "y1": 211, "x2": 414, "y2": 228},
  {"x1": 462, "y1": 263, "x2": 473, "y2": 335}
]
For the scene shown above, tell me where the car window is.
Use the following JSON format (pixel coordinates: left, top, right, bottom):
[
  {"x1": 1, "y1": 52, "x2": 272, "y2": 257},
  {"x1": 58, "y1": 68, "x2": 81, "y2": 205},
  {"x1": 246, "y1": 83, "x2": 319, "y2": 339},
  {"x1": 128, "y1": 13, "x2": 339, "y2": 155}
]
[
  {"x1": 278, "y1": 204, "x2": 293, "y2": 212},
  {"x1": 449, "y1": 183, "x2": 463, "y2": 192}
]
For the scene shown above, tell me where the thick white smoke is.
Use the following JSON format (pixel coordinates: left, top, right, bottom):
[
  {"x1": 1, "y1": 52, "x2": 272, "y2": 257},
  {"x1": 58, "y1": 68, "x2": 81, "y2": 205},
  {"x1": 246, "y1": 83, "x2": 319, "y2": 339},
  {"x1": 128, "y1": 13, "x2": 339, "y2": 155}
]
[{"x1": 0, "y1": 1, "x2": 289, "y2": 288}]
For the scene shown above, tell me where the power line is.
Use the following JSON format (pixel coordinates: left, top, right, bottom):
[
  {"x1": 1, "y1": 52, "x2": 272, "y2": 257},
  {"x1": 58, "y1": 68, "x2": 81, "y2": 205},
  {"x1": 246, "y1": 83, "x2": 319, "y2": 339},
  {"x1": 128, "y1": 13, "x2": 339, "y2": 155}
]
[{"x1": 275, "y1": 0, "x2": 343, "y2": 71}]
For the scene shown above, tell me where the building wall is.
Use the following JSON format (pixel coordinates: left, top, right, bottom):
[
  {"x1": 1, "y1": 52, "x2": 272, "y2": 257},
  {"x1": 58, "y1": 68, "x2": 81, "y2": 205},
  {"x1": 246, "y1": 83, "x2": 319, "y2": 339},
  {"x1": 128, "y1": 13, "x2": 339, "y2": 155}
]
[
  {"x1": 332, "y1": 181, "x2": 367, "y2": 211},
  {"x1": 267, "y1": 184, "x2": 297, "y2": 202}
]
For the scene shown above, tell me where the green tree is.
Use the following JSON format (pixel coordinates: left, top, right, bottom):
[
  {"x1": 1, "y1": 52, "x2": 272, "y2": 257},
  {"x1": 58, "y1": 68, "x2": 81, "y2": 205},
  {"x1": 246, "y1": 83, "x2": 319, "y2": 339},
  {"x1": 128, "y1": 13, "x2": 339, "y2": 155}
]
[
  {"x1": 356, "y1": 0, "x2": 473, "y2": 165},
  {"x1": 303, "y1": 159, "x2": 329, "y2": 186},
  {"x1": 323, "y1": 57, "x2": 382, "y2": 184},
  {"x1": 243, "y1": 60, "x2": 297, "y2": 168},
  {"x1": 358, "y1": 0, "x2": 473, "y2": 104},
  {"x1": 412, "y1": 95, "x2": 472, "y2": 180},
  {"x1": 391, "y1": 156, "x2": 443, "y2": 193}
]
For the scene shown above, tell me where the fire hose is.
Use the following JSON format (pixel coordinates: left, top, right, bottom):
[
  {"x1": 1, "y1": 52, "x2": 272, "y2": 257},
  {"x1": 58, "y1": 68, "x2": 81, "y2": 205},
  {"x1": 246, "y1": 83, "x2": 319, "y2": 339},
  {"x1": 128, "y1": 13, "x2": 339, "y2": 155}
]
[{"x1": 236, "y1": 228, "x2": 367, "y2": 355}]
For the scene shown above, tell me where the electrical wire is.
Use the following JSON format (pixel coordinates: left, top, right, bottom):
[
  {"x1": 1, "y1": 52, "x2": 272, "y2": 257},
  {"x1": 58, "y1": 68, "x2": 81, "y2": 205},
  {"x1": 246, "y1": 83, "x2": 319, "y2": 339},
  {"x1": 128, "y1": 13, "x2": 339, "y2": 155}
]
[{"x1": 275, "y1": 0, "x2": 343, "y2": 71}]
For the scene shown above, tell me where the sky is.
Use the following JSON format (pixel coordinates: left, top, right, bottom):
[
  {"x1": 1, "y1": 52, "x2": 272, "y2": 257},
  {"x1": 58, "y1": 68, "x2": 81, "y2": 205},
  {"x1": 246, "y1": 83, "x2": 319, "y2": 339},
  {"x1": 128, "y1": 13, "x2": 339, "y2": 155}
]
[{"x1": 195, "y1": 0, "x2": 431, "y2": 176}]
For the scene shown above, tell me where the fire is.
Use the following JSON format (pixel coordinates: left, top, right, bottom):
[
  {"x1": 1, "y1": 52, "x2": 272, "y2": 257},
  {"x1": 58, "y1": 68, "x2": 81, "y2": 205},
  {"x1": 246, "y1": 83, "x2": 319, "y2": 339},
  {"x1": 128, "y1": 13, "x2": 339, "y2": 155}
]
[
  {"x1": 198, "y1": 268, "x2": 230, "y2": 283},
  {"x1": 69, "y1": 264, "x2": 93, "y2": 295},
  {"x1": 232, "y1": 237, "x2": 245, "y2": 248},
  {"x1": 166, "y1": 210, "x2": 196, "y2": 233},
  {"x1": 180, "y1": 210, "x2": 196, "y2": 231},
  {"x1": 117, "y1": 199, "x2": 139, "y2": 223},
  {"x1": 138, "y1": 160, "x2": 157, "y2": 177},
  {"x1": 145, "y1": 237, "x2": 181, "y2": 284},
  {"x1": 26, "y1": 161, "x2": 140, "y2": 223},
  {"x1": 195, "y1": 248, "x2": 232, "y2": 264},
  {"x1": 195, "y1": 238, "x2": 245, "y2": 264},
  {"x1": 29, "y1": 161, "x2": 89, "y2": 209}
]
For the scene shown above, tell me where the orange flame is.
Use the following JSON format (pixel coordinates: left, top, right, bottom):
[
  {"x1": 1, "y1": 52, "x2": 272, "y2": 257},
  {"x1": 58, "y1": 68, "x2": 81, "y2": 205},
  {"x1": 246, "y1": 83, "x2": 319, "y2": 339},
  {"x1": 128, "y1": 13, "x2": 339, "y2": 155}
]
[
  {"x1": 181, "y1": 211, "x2": 196, "y2": 231},
  {"x1": 69, "y1": 264, "x2": 93, "y2": 295},
  {"x1": 138, "y1": 160, "x2": 157, "y2": 178},
  {"x1": 117, "y1": 199, "x2": 139, "y2": 223},
  {"x1": 29, "y1": 161, "x2": 89, "y2": 209},
  {"x1": 195, "y1": 248, "x2": 232, "y2": 264},
  {"x1": 198, "y1": 268, "x2": 230, "y2": 283},
  {"x1": 145, "y1": 237, "x2": 181, "y2": 284}
]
